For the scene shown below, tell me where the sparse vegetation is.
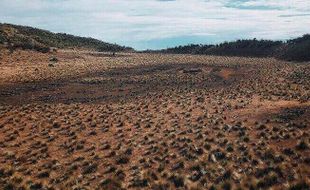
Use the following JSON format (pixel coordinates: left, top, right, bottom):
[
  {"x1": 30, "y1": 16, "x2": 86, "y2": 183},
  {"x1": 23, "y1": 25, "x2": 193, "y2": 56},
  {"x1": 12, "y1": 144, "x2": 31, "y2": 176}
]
[
  {"x1": 0, "y1": 23, "x2": 133, "y2": 53},
  {"x1": 0, "y1": 31, "x2": 309, "y2": 189}
]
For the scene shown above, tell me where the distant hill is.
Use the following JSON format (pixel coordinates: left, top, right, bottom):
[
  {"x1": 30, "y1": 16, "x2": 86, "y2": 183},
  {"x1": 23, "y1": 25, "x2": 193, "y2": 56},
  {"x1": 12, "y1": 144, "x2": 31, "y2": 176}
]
[
  {"x1": 277, "y1": 35, "x2": 310, "y2": 62},
  {"x1": 147, "y1": 35, "x2": 310, "y2": 62},
  {"x1": 0, "y1": 23, "x2": 134, "y2": 53}
]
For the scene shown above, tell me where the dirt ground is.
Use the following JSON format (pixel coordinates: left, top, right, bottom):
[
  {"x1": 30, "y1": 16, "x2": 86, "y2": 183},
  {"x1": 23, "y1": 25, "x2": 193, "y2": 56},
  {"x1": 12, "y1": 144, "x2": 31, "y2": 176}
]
[{"x1": 0, "y1": 49, "x2": 309, "y2": 190}]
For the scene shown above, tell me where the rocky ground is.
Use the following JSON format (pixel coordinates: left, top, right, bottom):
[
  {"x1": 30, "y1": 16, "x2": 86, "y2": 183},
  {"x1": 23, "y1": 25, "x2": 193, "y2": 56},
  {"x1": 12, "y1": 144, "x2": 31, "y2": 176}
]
[{"x1": 0, "y1": 49, "x2": 309, "y2": 190}]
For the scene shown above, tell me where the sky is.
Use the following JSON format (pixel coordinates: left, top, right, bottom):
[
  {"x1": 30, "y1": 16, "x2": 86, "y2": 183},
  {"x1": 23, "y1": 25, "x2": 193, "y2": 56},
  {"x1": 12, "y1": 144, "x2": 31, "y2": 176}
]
[{"x1": 0, "y1": 0, "x2": 310, "y2": 50}]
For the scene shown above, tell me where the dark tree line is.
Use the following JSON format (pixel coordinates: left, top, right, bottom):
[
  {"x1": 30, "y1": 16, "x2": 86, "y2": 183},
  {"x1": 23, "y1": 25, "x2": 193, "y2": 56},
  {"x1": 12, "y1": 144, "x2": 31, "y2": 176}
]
[
  {"x1": 277, "y1": 34, "x2": 310, "y2": 62},
  {"x1": 148, "y1": 35, "x2": 310, "y2": 62}
]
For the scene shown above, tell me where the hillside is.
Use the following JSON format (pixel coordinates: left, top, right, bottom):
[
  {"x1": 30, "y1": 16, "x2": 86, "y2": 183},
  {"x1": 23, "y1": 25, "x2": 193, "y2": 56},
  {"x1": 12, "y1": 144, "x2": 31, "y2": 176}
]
[
  {"x1": 157, "y1": 40, "x2": 282, "y2": 57},
  {"x1": 0, "y1": 23, "x2": 133, "y2": 53},
  {"x1": 278, "y1": 35, "x2": 310, "y2": 62},
  {"x1": 1, "y1": 23, "x2": 309, "y2": 62},
  {"x1": 150, "y1": 35, "x2": 310, "y2": 62}
]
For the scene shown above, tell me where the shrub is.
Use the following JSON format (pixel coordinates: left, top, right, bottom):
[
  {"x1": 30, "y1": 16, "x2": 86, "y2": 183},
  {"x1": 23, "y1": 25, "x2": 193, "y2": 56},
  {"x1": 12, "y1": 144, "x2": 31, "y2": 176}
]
[
  {"x1": 0, "y1": 34, "x2": 6, "y2": 43},
  {"x1": 289, "y1": 181, "x2": 310, "y2": 190}
]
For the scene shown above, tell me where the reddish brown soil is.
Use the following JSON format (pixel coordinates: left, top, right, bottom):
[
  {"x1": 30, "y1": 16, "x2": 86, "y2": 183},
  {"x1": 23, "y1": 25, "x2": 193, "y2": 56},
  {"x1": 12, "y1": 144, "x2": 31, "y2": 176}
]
[{"x1": 0, "y1": 49, "x2": 309, "y2": 190}]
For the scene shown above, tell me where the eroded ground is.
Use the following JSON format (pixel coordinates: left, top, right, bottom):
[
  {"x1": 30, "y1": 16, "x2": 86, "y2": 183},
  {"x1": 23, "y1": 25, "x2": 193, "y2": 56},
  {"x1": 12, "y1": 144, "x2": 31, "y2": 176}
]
[{"x1": 0, "y1": 49, "x2": 309, "y2": 190}]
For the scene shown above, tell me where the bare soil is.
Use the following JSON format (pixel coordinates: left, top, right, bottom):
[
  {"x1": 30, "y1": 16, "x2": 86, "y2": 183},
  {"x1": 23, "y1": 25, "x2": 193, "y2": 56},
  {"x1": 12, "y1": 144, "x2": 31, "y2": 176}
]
[{"x1": 0, "y1": 49, "x2": 309, "y2": 190}]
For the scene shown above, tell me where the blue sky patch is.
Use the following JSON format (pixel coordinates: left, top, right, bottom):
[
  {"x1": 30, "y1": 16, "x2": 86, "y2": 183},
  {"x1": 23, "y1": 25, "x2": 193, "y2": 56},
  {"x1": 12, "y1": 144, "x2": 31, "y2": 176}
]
[{"x1": 0, "y1": 0, "x2": 309, "y2": 50}]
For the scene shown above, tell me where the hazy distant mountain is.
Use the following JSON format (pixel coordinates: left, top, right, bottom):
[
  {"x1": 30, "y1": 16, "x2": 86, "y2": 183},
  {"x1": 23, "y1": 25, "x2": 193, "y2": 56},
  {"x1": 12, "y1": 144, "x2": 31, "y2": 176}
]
[{"x1": 0, "y1": 23, "x2": 134, "y2": 53}]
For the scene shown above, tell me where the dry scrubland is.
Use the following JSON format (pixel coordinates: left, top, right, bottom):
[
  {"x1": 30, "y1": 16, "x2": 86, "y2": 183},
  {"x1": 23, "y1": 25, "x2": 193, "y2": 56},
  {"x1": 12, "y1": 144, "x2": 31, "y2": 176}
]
[{"x1": 0, "y1": 48, "x2": 310, "y2": 190}]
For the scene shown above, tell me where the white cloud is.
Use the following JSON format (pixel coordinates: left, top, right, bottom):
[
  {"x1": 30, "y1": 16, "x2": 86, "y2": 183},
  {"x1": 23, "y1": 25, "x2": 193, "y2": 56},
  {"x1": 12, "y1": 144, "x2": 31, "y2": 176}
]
[
  {"x1": 240, "y1": 0, "x2": 310, "y2": 11},
  {"x1": 0, "y1": 0, "x2": 309, "y2": 49}
]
